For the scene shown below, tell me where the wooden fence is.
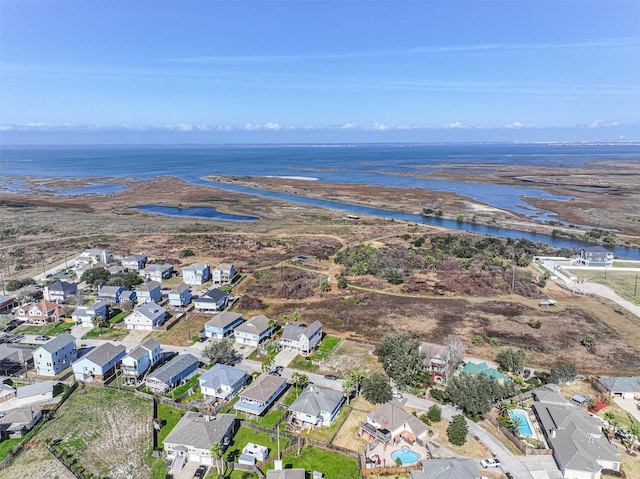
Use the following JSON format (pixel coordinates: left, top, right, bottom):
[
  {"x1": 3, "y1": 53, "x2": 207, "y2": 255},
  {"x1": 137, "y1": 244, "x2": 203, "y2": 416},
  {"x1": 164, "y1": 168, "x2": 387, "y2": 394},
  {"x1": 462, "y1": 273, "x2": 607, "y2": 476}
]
[{"x1": 485, "y1": 414, "x2": 553, "y2": 456}]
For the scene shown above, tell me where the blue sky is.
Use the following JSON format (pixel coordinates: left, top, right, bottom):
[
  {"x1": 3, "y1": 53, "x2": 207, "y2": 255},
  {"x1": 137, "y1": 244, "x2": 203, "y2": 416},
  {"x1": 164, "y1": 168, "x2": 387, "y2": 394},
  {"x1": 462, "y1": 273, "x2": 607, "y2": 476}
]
[{"x1": 1, "y1": 1, "x2": 639, "y2": 144}]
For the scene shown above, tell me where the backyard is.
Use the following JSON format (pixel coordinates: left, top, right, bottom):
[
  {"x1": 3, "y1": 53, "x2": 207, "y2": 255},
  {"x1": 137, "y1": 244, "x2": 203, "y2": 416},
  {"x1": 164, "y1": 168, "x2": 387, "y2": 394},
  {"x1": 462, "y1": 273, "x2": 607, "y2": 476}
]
[
  {"x1": 15, "y1": 320, "x2": 73, "y2": 336},
  {"x1": 262, "y1": 445, "x2": 360, "y2": 478}
]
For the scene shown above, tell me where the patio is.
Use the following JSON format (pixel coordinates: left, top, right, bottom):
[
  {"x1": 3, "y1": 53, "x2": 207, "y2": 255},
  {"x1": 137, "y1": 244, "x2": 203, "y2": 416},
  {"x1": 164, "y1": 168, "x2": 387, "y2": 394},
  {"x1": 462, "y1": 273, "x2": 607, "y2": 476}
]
[{"x1": 363, "y1": 438, "x2": 429, "y2": 470}]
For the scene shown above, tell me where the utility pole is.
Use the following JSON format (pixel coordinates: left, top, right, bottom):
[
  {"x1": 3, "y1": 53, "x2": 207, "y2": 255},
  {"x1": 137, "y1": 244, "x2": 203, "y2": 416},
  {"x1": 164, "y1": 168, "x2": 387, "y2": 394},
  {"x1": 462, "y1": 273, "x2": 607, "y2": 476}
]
[{"x1": 634, "y1": 274, "x2": 638, "y2": 298}]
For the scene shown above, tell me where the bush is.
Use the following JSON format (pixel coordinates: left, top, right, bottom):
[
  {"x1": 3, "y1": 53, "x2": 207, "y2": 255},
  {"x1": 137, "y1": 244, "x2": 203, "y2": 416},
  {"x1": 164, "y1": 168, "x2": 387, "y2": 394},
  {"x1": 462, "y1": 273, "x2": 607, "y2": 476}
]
[
  {"x1": 489, "y1": 337, "x2": 502, "y2": 347},
  {"x1": 426, "y1": 404, "x2": 442, "y2": 423},
  {"x1": 430, "y1": 388, "x2": 444, "y2": 401},
  {"x1": 472, "y1": 335, "x2": 484, "y2": 346}
]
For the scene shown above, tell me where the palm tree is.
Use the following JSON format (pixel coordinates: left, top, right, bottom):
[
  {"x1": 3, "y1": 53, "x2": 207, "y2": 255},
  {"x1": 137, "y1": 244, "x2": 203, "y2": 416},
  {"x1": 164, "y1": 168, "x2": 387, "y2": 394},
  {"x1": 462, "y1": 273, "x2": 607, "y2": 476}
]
[
  {"x1": 628, "y1": 423, "x2": 640, "y2": 452},
  {"x1": 342, "y1": 379, "x2": 355, "y2": 404},
  {"x1": 292, "y1": 311, "x2": 301, "y2": 322},
  {"x1": 498, "y1": 402, "x2": 513, "y2": 418},
  {"x1": 291, "y1": 371, "x2": 300, "y2": 396},
  {"x1": 298, "y1": 374, "x2": 309, "y2": 391},
  {"x1": 511, "y1": 416, "x2": 524, "y2": 436},
  {"x1": 350, "y1": 369, "x2": 364, "y2": 397},
  {"x1": 262, "y1": 357, "x2": 274, "y2": 373},
  {"x1": 268, "y1": 318, "x2": 277, "y2": 339},
  {"x1": 210, "y1": 442, "x2": 223, "y2": 476},
  {"x1": 603, "y1": 412, "x2": 617, "y2": 433}
]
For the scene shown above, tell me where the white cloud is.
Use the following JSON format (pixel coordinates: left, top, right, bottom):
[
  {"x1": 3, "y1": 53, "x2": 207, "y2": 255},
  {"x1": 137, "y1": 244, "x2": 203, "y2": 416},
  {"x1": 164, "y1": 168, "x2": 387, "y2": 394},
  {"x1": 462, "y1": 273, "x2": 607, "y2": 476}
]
[
  {"x1": 243, "y1": 122, "x2": 283, "y2": 131},
  {"x1": 587, "y1": 120, "x2": 620, "y2": 128},
  {"x1": 505, "y1": 121, "x2": 525, "y2": 129},
  {"x1": 444, "y1": 121, "x2": 467, "y2": 129}
]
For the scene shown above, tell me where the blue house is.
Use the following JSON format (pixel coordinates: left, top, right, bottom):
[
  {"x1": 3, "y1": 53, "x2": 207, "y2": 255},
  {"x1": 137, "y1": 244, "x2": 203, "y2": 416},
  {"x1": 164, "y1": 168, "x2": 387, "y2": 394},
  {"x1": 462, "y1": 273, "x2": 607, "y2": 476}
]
[
  {"x1": 97, "y1": 285, "x2": 136, "y2": 303},
  {"x1": 199, "y1": 364, "x2": 249, "y2": 400},
  {"x1": 72, "y1": 342, "x2": 127, "y2": 382},
  {"x1": 234, "y1": 374, "x2": 288, "y2": 416},
  {"x1": 145, "y1": 353, "x2": 199, "y2": 393},
  {"x1": 195, "y1": 288, "x2": 229, "y2": 312},
  {"x1": 169, "y1": 283, "x2": 192, "y2": 307},
  {"x1": 204, "y1": 312, "x2": 243, "y2": 339},
  {"x1": 121, "y1": 338, "x2": 163, "y2": 383}
]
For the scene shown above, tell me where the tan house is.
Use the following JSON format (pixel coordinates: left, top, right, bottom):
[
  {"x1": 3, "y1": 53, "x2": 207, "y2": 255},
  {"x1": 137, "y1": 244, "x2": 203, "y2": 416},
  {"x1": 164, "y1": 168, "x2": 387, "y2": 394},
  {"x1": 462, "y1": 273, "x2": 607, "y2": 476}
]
[{"x1": 359, "y1": 399, "x2": 428, "y2": 450}]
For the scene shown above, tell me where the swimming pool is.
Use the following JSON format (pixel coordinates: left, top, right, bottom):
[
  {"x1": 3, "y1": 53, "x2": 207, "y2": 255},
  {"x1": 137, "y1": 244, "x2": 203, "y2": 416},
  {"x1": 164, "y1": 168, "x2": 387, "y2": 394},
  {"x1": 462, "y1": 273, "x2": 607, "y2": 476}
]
[
  {"x1": 391, "y1": 445, "x2": 420, "y2": 464},
  {"x1": 509, "y1": 410, "x2": 534, "y2": 437}
]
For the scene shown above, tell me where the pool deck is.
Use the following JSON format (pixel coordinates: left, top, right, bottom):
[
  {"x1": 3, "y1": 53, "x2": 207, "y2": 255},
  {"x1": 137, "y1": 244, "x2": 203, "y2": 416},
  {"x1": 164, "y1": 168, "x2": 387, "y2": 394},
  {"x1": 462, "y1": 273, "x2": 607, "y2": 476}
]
[
  {"x1": 511, "y1": 409, "x2": 547, "y2": 447},
  {"x1": 364, "y1": 440, "x2": 430, "y2": 469}
]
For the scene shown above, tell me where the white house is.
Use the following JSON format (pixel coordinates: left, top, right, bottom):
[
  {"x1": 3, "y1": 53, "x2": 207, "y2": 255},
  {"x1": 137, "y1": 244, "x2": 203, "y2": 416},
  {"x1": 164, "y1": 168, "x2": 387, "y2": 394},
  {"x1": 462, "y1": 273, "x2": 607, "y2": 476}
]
[
  {"x1": 168, "y1": 283, "x2": 191, "y2": 308},
  {"x1": 75, "y1": 248, "x2": 112, "y2": 267},
  {"x1": 72, "y1": 342, "x2": 126, "y2": 382},
  {"x1": 71, "y1": 300, "x2": 110, "y2": 328},
  {"x1": 135, "y1": 280, "x2": 162, "y2": 305},
  {"x1": 234, "y1": 315, "x2": 274, "y2": 347},
  {"x1": 195, "y1": 289, "x2": 229, "y2": 312},
  {"x1": 121, "y1": 338, "x2": 162, "y2": 383},
  {"x1": 199, "y1": 364, "x2": 249, "y2": 400},
  {"x1": 280, "y1": 321, "x2": 322, "y2": 356},
  {"x1": 598, "y1": 376, "x2": 640, "y2": 400},
  {"x1": 288, "y1": 384, "x2": 345, "y2": 427},
  {"x1": 121, "y1": 253, "x2": 147, "y2": 270},
  {"x1": 33, "y1": 332, "x2": 78, "y2": 377},
  {"x1": 182, "y1": 263, "x2": 210, "y2": 286},
  {"x1": 43, "y1": 280, "x2": 77, "y2": 303},
  {"x1": 125, "y1": 302, "x2": 167, "y2": 330},
  {"x1": 212, "y1": 263, "x2": 236, "y2": 285},
  {"x1": 141, "y1": 264, "x2": 174, "y2": 282},
  {"x1": 13, "y1": 300, "x2": 65, "y2": 324}
]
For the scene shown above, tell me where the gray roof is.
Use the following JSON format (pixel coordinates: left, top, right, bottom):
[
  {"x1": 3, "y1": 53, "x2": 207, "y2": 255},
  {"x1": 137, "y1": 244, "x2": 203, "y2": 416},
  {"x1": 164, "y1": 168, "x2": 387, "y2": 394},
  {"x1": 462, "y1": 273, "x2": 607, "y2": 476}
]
[
  {"x1": 170, "y1": 283, "x2": 190, "y2": 294},
  {"x1": 234, "y1": 315, "x2": 271, "y2": 335},
  {"x1": 81, "y1": 342, "x2": 126, "y2": 368},
  {"x1": 241, "y1": 374, "x2": 287, "y2": 402},
  {"x1": 39, "y1": 332, "x2": 76, "y2": 354},
  {"x1": 533, "y1": 391, "x2": 619, "y2": 474},
  {"x1": 266, "y1": 470, "x2": 306, "y2": 479},
  {"x1": 183, "y1": 263, "x2": 209, "y2": 272},
  {"x1": 141, "y1": 338, "x2": 161, "y2": 351},
  {"x1": 200, "y1": 364, "x2": 248, "y2": 390},
  {"x1": 137, "y1": 281, "x2": 160, "y2": 292},
  {"x1": 47, "y1": 280, "x2": 76, "y2": 293},
  {"x1": 368, "y1": 399, "x2": 428, "y2": 438},
  {"x1": 133, "y1": 301, "x2": 166, "y2": 320},
  {"x1": 420, "y1": 341, "x2": 448, "y2": 361},
  {"x1": 144, "y1": 264, "x2": 172, "y2": 272},
  {"x1": 163, "y1": 411, "x2": 235, "y2": 450},
  {"x1": 148, "y1": 354, "x2": 199, "y2": 385},
  {"x1": 599, "y1": 376, "x2": 640, "y2": 393},
  {"x1": 0, "y1": 343, "x2": 34, "y2": 363},
  {"x1": 288, "y1": 385, "x2": 344, "y2": 417},
  {"x1": 281, "y1": 320, "x2": 322, "y2": 341},
  {"x1": 0, "y1": 406, "x2": 42, "y2": 426},
  {"x1": 17, "y1": 380, "x2": 53, "y2": 399},
  {"x1": 411, "y1": 458, "x2": 479, "y2": 479},
  {"x1": 125, "y1": 345, "x2": 148, "y2": 362},
  {"x1": 205, "y1": 311, "x2": 243, "y2": 328},
  {"x1": 199, "y1": 289, "x2": 229, "y2": 303}
]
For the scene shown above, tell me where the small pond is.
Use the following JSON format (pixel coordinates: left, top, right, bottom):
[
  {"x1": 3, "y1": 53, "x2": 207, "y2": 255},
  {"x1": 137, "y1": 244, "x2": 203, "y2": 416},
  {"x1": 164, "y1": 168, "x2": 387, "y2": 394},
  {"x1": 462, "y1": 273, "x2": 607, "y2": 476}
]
[{"x1": 131, "y1": 205, "x2": 259, "y2": 222}]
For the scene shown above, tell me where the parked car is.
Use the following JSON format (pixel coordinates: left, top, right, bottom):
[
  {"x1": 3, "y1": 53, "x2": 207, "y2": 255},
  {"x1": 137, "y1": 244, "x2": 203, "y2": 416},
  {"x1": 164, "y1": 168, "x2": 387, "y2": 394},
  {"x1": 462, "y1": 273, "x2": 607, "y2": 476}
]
[
  {"x1": 480, "y1": 458, "x2": 501, "y2": 468},
  {"x1": 35, "y1": 335, "x2": 51, "y2": 341},
  {"x1": 615, "y1": 430, "x2": 633, "y2": 441},
  {"x1": 193, "y1": 465, "x2": 208, "y2": 479},
  {"x1": 269, "y1": 366, "x2": 284, "y2": 376},
  {"x1": 324, "y1": 374, "x2": 338, "y2": 380}
]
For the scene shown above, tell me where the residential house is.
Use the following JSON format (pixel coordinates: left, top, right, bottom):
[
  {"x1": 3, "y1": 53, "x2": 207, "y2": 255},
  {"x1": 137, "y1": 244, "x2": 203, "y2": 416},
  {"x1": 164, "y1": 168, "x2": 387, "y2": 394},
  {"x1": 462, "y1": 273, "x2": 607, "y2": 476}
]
[
  {"x1": 212, "y1": 263, "x2": 237, "y2": 285},
  {"x1": 0, "y1": 383, "x2": 16, "y2": 403},
  {"x1": 280, "y1": 321, "x2": 322, "y2": 356},
  {"x1": 135, "y1": 280, "x2": 162, "y2": 305},
  {"x1": 168, "y1": 283, "x2": 192, "y2": 308},
  {"x1": 145, "y1": 353, "x2": 199, "y2": 394},
  {"x1": 0, "y1": 406, "x2": 43, "y2": 439},
  {"x1": 163, "y1": 412, "x2": 236, "y2": 469},
  {"x1": 71, "y1": 300, "x2": 110, "y2": 328},
  {"x1": 121, "y1": 253, "x2": 147, "y2": 270},
  {"x1": 234, "y1": 315, "x2": 274, "y2": 347},
  {"x1": 420, "y1": 342, "x2": 450, "y2": 383},
  {"x1": 43, "y1": 280, "x2": 78, "y2": 303},
  {"x1": 34, "y1": 332, "x2": 77, "y2": 376},
  {"x1": 195, "y1": 288, "x2": 229, "y2": 312},
  {"x1": 598, "y1": 376, "x2": 640, "y2": 400},
  {"x1": 182, "y1": 263, "x2": 210, "y2": 286},
  {"x1": 75, "y1": 248, "x2": 112, "y2": 267},
  {"x1": 359, "y1": 399, "x2": 428, "y2": 450},
  {"x1": 17, "y1": 381, "x2": 54, "y2": 402},
  {"x1": 125, "y1": 302, "x2": 167, "y2": 330},
  {"x1": 266, "y1": 468, "x2": 306, "y2": 479},
  {"x1": 410, "y1": 458, "x2": 480, "y2": 479},
  {"x1": 577, "y1": 246, "x2": 614, "y2": 267},
  {"x1": 234, "y1": 374, "x2": 288, "y2": 416},
  {"x1": 462, "y1": 361, "x2": 510, "y2": 385},
  {"x1": 199, "y1": 364, "x2": 249, "y2": 400},
  {"x1": 141, "y1": 264, "x2": 174, "y2": 282},
  {"x1": 13, "y1": 300, "x2": 65, "y2": 324},
  {"x1": 97, "y1": 285, "x2": 127, "y2": 303},
  {"x1": 0, "y1": 343, "x2": 34, "y2": 375},
  {"x1": 75, "y1": 262, "x2": 107, "y2": 278},
  {"x1": 121, "y1": 338, "x2": 163, "y2": 383},
  {"x1": 107, "y1": 264, "x2": 127, "y2": 275},
  {"x1": 288, "y1": 384, "x2": 345, "y2": 427},
  {"x1": 204, "y1": 312, "x2": 243, "y2": 339},
  {"x1": 72, "y1": 342, "x2": 126, "y2": 382},
  {"x1": 0, "y1": 295, "x2": 18, "y2": 313},
  {"x1": 532, "y1": 390, "x2": 621, "y2": 478}
]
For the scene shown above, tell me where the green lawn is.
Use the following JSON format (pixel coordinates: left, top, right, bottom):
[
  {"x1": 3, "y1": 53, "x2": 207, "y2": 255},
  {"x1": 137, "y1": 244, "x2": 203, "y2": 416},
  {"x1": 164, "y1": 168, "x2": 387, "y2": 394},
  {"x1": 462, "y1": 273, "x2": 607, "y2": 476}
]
[
  {"x1": 289, "y1": 336, "x2": 341, "y2": 373},
  {"x1": 238, "y1": 406, "x2": 286, "y2": 428},
  {"x1": 157, "y1": 403, "x2": 187, "y2": 444},
  {"x1": 169, "y1": 374, "x2": 201, "y2": 400},
  {"x1": 83, "y1": 327, "x2": 130, "y2": 340},
  {"x1": 305, "y1": 407, "x2": 350, "y2": 443},
  {"x1": 110, "y1": 311, "x2": 128, "y2": 323},
  {"x1": 224, "y1": 426, "x2": 289, "y2": 463},
  {"x1": 15, "y1": 321, "x2": 73, "y2": 336},
  {"x1": 262, "y1": 445, "x2": 360, "y2": 478},
  {"x1": 0, "y1": 438, "x2": 24, "y2": 461}
]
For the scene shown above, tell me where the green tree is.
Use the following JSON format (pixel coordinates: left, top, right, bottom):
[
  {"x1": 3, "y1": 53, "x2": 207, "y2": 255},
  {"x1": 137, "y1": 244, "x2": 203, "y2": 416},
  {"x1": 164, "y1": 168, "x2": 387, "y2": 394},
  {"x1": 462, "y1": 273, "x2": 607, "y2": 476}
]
[
  {"x1": 445, "y1": 373, "x2": 516, "y2": 420},
  {"x1": 203, "y1": 341, "x2": 236, "y2": 365},
  {"x1": 375, "y1": 332, "x2": 427, "y2": 389},
  {"x1": 447, "y1": 414, "x2": 469, "y2": 446},
  {"x1": 426, "y1": 405, "x2": 442, "y2": 423},
  {"x1": 342, "y1": 379, "x2": 355, "y2": 404},
  {"x1": 361, "y1": 372, "x2": 393, "y2": 405},
  {"x1": 495, "y1": 348, "x2": 526, "y2": 374},
  {"x1": 511, "y1": 416, "x2": 524, "y2": 436},
  {"x1": 472, "y1": 335, "x2": 484, "y2": 346},
  {"x1": 581, "y1": 335, "x2": 596, "y2": 348},
  {"x1": 628, "y1": 423, "x2": 640, "y2": 452},
  {"x1": 80, "y1": 267, "x2": 110, "y2": 286},
  {"x1": 549, "y1": 363, "x2": 578, "y2": 384},
  {"x1": 210, "y1": 442, "x2": 223, "y2": 476},
  {"x1": 497, "y1": 401, "x2": 513, "y2": 418},
  {"x1": 350, "y1": 368, "x2": 365, "y2": 397},
  {"x1": 261, "y1": 357, "x2": 274, "y2": 373}
]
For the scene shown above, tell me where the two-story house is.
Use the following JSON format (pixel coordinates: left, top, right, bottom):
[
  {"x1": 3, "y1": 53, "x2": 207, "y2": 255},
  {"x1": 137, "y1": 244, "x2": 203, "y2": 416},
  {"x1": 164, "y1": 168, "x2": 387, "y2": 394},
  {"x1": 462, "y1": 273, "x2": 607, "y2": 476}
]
[
  {"x1": 234, "y1": 374, "x2": 288, "y2": 416},
  {"x1": 121, "y1": 338, "x2": 163, "y2": 383},
  {"x1": 121, "y1": 253, "x2": 148, "y2": 270},
  {"x1": 141, "y1": 264, "x2": 174, "y2": 282},
  {"x1": 75, "y1": 249, "x2": 112, "y2": 267},
  {"x1": 199, "y1": 364, "x2": 249, "y2": 400},
  {"x1": 280, "y1": 321, "x2": 322, "y2": 356},
  {"x1": 13, "y1": 300, "x2": 65, "y2": 324},
  {"x1": 419, "y1": 342, "x2": 450, "y2": 383},
  {"x1": 577, "y1": 246, "x2": 614, "y2": 267},
  {"x1": 145, "y1": 353, "x2": 199, "y2": 394},
  {"x1": 182, "y1": 263, "x2": 210, "y2": 286},
  {"x1": 288, "y1": 384, "x2": 345, "y2": 428},
  {"x1": 43, "y1": 280, "x2": 78, "y2": 303},
  {"x1": 72, "y1": 342, "x2": 126, "y2": 382},
  {"x1": 135, "y1": 280, "x2": 162, "y2": 305},
  {"x1": 204, "y1": 312, "x2": 243, "y2": 339},
  {"x1": 359, "y1": 398, "x2": 428, "y2": 451},
  {"x1": 212, "y1": 263, "x2": 237, "y2": 285},
  {"x1": 34, "y1": 332, "x2": 78, "y2": 376},
  {"x1": 168, "y1": 283, "x2": 191, "y2": 308},
  {"x1": 125, "y1": 302, "x2": 167, "y2": 330},
  {"x1": 195, "y1": 289, "x2": 229, "y2": 312},
  {"x1": 71, "y1": 300, "x2": 110, "y2": 328},
  {"x1": 97, "y1": 285, "x2": 135, "y2": 303},
  {"x1": 234, "y1": 315, "x2": 275, "y2": 347}
]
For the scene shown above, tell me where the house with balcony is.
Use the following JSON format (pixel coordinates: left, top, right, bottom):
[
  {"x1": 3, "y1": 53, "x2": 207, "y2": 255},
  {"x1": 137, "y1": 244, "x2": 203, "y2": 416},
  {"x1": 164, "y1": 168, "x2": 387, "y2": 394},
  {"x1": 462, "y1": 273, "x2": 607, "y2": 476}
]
[
  {"x1": 288, "y1": 384, "x2": 345, "y2": 428},
  {"x1": 34, "y1": 332, "x2": 78, "y2": 377},
  {"x1": 577, "y1": 246, "x2": 614, "y2": 267},
  {"x1": 212, "y1": 263, "x2": 237, "y2": 285},
  {"x1": 168, "y1": 283, "x2": 191, "y2": 308},
  {"x1": 234, "y1": 374, "x2": 288, "y2": 416},
  {"x1": 43, "y1": 280, "x2": 77, "y2": 303},
  {"x1": 72, "y1": 342, "x2": 126, "y2": 382},
  {"x1": 359, "y1": 398, "x2": 428, "y2": 450},
  {"x1": 71, "y1": 300, "x2": 110, "y2": 328},
  {"x1": 75, "y1": 249, "x2": 112, "y2": 267},
  {"x1": 135, "y1": 280, "x2": 162, "y2": 305},
  {"x1": 199, "y1": 363, "x2": 249, "y2": 400},
  {"x1": 204, "y1": 311, "x2": 243, "y2": 339},
  {"x1": 234, "y1": 315, "x2": 274, "y2": 347},
  {"x1": 141, "y1": 264, "x2": 174, "y2": 282},
  {"x1": 145, "y1": 353, "x2": 199, "y2": 394},
  {"x1": 195, "y1": 289, "x2": 229, "y2": 312},
  {"x1": 125, "y1": 302, "x2": 167, "y2": 330},
  {"x1": 280, "y1": 321, "x2": 322, "y2": 356},
  {"x1": 121, "y1": 338, "x2": 162, "y2": 383},
  {"x1": 14, "y1": 300, "x2": 66, "y2": 324},
  {"x1": 419, "y1": 341, "x2": 450, "y2": 383},
  {"x1": 182, "y1": 263, "x2": 210, "y2": 286}
]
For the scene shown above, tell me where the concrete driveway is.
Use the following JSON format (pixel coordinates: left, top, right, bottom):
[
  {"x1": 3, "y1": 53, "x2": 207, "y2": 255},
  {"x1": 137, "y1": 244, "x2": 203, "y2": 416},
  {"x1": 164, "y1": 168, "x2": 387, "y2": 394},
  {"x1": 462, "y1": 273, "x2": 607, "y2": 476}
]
[
  {"x1": 613, "y1": 397, "x2": 640, "y2": 422},
  {"x1": 518, "y1": 455, "x2": 563, "y2": 479}
]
